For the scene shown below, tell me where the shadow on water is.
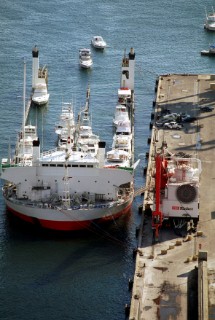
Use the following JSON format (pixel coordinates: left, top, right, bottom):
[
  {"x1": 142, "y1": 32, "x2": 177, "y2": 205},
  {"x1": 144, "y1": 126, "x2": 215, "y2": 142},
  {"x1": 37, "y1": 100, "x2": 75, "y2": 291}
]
[
  {"x1": 5, "y1": 208, "x2": 133, "y2": 243},
  {"x1": 3, "y1": 208, "x2": 135, "y2": 292}
]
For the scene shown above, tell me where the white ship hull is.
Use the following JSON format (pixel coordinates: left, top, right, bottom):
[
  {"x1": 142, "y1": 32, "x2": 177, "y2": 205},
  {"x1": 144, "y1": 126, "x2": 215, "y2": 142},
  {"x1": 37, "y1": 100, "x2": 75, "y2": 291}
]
[{"x1": 4, "y1": 192, "x2": 133, "y2": 231}]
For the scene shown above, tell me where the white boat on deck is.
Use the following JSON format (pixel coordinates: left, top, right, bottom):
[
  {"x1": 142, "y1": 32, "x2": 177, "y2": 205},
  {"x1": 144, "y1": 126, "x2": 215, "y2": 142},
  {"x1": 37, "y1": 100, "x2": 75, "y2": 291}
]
[
  {"x1": 32, "y1": 82, "x2": 49, "y2": 106},
  {"x1": 79, "y1": 48, "x2": 93, "y2": 69},
  {"x1": 91, "y1": 36, "x2": 107, "y2": 49},
  {"x1": 112, "y1": 133, "x2": 132, "y2": 153},
  {"x1": 113, "y1": 105, "x2": 129, "y2": 127},
  {"x1": 106, "y1": 149, "x2": 131, "y2": 168},
  {"x1": 55, "y1": 103, "x2": 75, "y2": 150},
  {"x1": 116, "y1": 120, "x2": 131, "y2": 135},
  {"x1": 76, "y1": 88, "x2": 100, "y2": 156},
  {"x1": 204, "y1": 8, "x2": 215, "y2": 31},
  {"x1": 14, "y1": 124, "x2": 38, "y2": 165},
  {"x1": 55, "y1": 103, "x2": 74, "y2": 136},
  {"x1": 118, "y1": 87, "x2": 131, "y2": 105}
]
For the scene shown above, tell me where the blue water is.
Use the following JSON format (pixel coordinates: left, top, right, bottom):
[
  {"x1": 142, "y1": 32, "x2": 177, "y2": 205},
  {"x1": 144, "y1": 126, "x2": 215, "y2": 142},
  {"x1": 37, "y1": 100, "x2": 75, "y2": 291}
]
[{"x1": 0, "y1": 0, "x2": 215, "y2": 319}]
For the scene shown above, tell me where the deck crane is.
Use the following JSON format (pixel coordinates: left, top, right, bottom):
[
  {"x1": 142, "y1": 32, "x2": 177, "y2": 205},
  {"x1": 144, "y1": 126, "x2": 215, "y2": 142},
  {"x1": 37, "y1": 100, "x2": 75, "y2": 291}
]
[{"x1": 152, "y1": 153, "x2": 163, "y2": 242}]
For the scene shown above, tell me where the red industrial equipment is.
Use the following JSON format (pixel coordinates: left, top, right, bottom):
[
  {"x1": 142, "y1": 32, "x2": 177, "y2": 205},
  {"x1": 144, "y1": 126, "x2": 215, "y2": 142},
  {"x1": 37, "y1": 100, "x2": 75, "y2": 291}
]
[{"x1": 152, "y1": 154, "x2": 163, "y2": 241}]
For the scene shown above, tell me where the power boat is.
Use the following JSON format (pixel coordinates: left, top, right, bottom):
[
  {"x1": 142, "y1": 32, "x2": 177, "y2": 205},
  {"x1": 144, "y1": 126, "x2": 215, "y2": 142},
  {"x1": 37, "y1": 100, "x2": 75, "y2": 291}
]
[
  {"x1": 204, "y1": 8, "x2": 215, "y2": 31},
  {"x1": 112, "y1": 133, "x2": 132, "y2": 154},
  {"x1": 55, "y1": 102, "x2": 75, "y2": 149},
  {"x1": 113, "y1": 105, "x2": 129, "y2": 127},
  {"x1": 91, "y1": 36, "x2": 107, "y2": 49},
  {"x1": 79, "y1": 48, "x2": 93, "y2": 69},
  {"x1": 106, "y1": 149, "x2": 131, "y2": 168},
  {"x1": 116, "y1": 120, "x2": 131, "y2": 135},
  {"x1": 14, "y1": 124, "x2": 38, "y2": 165},
  {"x1": 32, "y1": 82, "x2": 49, "y2": 106},
  {"x1": 201, "y1": 44, "x2": 215, "y2": 56}
]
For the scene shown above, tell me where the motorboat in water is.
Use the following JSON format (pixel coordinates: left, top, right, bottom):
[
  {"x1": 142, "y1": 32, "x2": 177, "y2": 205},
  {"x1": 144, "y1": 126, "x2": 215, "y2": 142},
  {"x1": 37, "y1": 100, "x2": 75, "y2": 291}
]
[
  {"x1": 204, "y1": 8, "x2": 215, "y2": 31},
  {"x1": 32, "y1": 82, "x2": 49, "y2": 106},
  {"x1": 0, "y1": 49, "x2": 136, "y2": 232},
  {"x1": 91, "y1": 36, "x2": 107, "y2": 49},
  {"x1": 201, "y1": 44, "x2": 215, "y2": 56},
  {"x1": 79, "y1": 48, "x2": 93, "y2": 69}
]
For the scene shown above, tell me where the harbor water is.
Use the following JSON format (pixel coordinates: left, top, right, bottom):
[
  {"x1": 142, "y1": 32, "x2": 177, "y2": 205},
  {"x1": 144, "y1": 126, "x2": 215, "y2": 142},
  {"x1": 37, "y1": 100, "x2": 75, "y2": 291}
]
[{"x1": 0, "y1": 0, "x2": 215, "y2": 319}]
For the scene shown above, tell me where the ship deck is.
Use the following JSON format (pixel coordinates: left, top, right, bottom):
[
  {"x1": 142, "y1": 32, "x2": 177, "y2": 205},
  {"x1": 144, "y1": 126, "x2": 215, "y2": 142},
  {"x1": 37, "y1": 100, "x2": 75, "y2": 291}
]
[{"x1": 129, "y1": 74, "x2": 215, "y2": 319}]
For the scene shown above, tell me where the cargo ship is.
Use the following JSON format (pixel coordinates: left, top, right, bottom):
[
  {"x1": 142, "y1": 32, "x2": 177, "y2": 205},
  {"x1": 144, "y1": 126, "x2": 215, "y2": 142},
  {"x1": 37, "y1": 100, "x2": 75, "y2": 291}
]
[{"x1": 0, "y1": 48, "x2": 136, "y2": 231}]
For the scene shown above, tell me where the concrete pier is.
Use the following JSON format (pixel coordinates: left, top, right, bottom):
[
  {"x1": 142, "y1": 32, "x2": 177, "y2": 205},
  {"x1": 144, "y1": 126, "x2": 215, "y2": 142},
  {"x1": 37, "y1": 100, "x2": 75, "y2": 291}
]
[{"x1": 129, "y1": 74, "x2": 215, "y2": 319}]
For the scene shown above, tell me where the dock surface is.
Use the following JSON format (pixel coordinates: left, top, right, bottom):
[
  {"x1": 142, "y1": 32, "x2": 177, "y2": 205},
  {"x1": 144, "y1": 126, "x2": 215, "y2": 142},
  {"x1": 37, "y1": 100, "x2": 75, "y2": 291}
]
[{"x1": 130, "y1": 74, "x2": 215, "y2": 319}]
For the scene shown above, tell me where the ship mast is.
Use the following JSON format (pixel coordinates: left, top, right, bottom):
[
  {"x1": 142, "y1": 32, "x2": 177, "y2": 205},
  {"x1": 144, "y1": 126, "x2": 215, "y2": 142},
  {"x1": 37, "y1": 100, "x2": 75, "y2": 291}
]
[
  {"x1": 62, "y1": 112, "x2": 72, "y2": 208},
  {"x1": 22, "y1": 58, "x2": 26, "y2": 163},
  {"x1": 62, "y1": 158, "x2": 71, "y2": 208}
]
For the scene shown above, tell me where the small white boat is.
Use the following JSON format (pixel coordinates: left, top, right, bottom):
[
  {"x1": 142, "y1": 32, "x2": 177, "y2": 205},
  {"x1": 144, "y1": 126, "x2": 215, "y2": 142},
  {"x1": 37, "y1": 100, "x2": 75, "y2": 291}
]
[
  {"x1": 14, "y1": 124, "x2": 38, "y2": 165},
  {"x1": 91, "y1": 36, "x2": 107, "y2": 49},
  {"x1": 106, "y1": 149, "x2": 131, "y2": 168},
  {"x1": 113, "y1": 105, "x2": 129, "y2": 127},
  {"x1": 55, "y1": 103, "x2": 75, "y2": 136},
  {"x1": 32, "y1": 83, "x2": 49, "y2": 106},
  {"x1": 76, "y1": 91, "x2": 100, "y2": 156},
  {"x1": 201, "y1": 44, "x2": 215, "y2": 56},
  {"x1": 116, "y1": 120, "x2": 131, "y2": 135},
  {"x1": 79, "y1": 48, "x2": 93, "y2": 69},
  {"x1": 204, "y1": 7, "x2": 215, "y2": 31},
  {"x1": 112, "y1": 134, "x2": 132, "y2": 154}
]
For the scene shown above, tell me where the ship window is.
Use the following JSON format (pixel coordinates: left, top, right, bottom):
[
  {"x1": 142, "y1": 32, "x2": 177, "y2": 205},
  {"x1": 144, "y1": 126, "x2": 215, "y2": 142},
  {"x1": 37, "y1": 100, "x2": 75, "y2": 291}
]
[
  {"x1": 72, "y1": 165, "x2": 78, "y2": 167},
  {"x1": 80, "y1": 165, "x2": 86, "y2": 168},
  {"x1": 87, "y1": 165, "x2": 93, "y2": 168},
  {"x1": 50, "y1": 164, "x2": 56, "y2": 167},
  {"x1": 57, "y1": 164, "x2": 63, "y2": 167},
  {"x1": 42, "y1": 164, "x2": 48, "y2": 167}
]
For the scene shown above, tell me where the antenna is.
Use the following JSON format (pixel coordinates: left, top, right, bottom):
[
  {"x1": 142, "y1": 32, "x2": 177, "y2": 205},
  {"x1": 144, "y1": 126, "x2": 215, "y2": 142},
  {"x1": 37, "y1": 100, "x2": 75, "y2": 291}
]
[
  {"x1": 8, "y1": 137, "x2": 11, "y2": 164},
  {"x1": 22, "y1": 58, "x2": 26, "y2": 162},
  {"x1": 42, "y1": 108, "x2": 44, "y2": 153}
]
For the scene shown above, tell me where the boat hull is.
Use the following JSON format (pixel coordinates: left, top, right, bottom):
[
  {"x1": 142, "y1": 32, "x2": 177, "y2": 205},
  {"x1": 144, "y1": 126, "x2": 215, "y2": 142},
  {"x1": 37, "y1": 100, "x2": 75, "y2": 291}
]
[
  {"x1": 4, "y1": 195, "x2": 133, "y2": 231},
  {"x1": 79, "y1": 62, "x2": 93, "y2": 69},
  {"x1": 32, "y1": 95, "x2": 50, "y2": 106},
  {"x1": 201, "y1": 50, "x2": 215, "y2": 56},
  {"x1": 204, "y1": 24, "x2": 215, "y2": 31}
]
